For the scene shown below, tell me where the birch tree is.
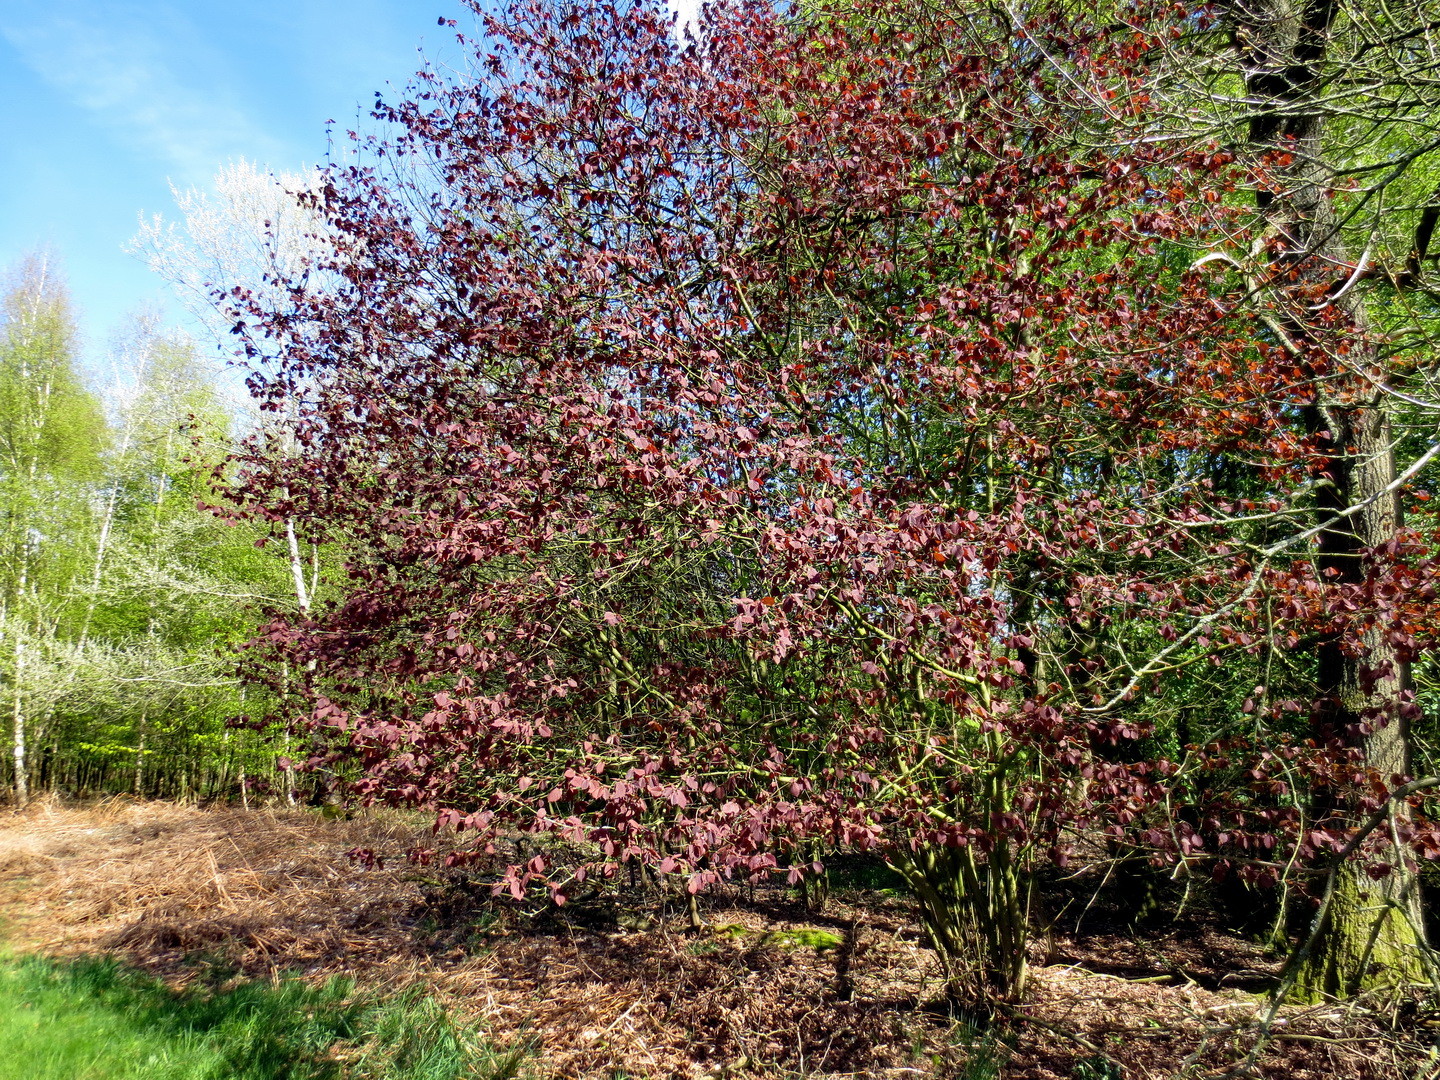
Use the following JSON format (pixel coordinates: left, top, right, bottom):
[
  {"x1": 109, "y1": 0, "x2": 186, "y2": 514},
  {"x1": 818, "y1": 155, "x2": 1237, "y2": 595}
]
[
  {"x1": 0, "y1": 254, "x2": 104, "y2": 805},
  {"x1": 68, "y1": 319, "x2": 300, "y2": 801}
]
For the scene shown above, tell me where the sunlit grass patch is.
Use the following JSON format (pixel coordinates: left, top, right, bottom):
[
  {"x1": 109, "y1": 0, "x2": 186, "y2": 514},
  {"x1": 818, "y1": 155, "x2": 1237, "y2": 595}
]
[{"x1": 0, "y1": 951, "x2": 529, "y2": 1080}]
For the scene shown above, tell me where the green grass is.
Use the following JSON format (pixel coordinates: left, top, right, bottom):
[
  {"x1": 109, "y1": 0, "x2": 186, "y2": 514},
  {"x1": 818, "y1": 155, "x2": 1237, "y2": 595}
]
[{"x1": 0, "y1": 952, "x2": 531, "y2": 1080}]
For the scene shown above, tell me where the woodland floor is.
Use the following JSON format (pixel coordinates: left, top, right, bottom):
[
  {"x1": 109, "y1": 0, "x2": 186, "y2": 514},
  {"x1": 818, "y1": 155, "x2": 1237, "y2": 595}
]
[{"x1": 0, "y1": 798, "x2": 1434, "y2": 1079}]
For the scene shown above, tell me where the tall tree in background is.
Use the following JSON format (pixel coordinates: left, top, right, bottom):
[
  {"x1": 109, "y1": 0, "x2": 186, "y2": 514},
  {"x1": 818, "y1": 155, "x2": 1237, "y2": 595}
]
[
  {"x1": 0, "y1": 252, "x2": 315, "y2": 805},
  {"x1": 0, "y1": 255, "x2": 104, "y2": 806},
  {"x1": 79, "y1": 319, "x2": 253, "y2": 800},
  {"x1": 1129, "y1": 0, "x2": 1440, "y2": 1000}
]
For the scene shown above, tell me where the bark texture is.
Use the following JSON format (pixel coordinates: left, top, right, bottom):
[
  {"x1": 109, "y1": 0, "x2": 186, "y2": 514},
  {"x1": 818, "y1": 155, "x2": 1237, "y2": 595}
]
[{"x1": 1228, "y1": 0, "x2": 1425, "y2": 995}]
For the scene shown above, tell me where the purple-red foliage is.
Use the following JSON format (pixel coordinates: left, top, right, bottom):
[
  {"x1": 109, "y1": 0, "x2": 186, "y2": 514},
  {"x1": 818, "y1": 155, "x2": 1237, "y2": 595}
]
[{"x1": 227, "y1": 0, "x2": 1440, "y2": 899}]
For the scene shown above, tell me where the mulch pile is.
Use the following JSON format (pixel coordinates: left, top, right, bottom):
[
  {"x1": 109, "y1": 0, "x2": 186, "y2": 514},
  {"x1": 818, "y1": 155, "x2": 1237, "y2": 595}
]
[{"x1": 0, "y1": 797, "x2": 1429, "y2": 1078}]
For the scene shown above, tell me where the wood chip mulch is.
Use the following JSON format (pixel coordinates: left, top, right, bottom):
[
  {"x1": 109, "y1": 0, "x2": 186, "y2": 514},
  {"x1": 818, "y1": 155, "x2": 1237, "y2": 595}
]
[{"x1": 0, "y1": 797, "x2": 1431, "y2": 1079}]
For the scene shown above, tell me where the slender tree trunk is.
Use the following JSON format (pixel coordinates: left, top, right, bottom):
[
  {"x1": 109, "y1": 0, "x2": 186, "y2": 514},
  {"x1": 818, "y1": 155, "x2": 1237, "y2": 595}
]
[
  {"x1": 77, "y1": 478, "x2": 124, "y2": 653},
  {"x1": 281, "y1": 515, "x2": 309, "y2": 808},
  {"x1": 1226, "y1": 0, "x2": 1425, "y2": 995},
  {"x1": 11, "y1": 636, "x2": 25, "y2": 808},
  {"x1": 132, "y1": 713, "x2": 147, "y2": 797},
  {"x1": 238, "y1": 687, "x2": 250, "y2": 810},
  {"x1": 285, "y1": 518, "x2": 311, "y2": 613}
]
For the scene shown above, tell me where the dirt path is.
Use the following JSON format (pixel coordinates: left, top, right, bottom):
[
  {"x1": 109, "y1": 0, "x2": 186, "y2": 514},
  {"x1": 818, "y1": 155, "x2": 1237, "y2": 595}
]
[{"x1": 0, "y1": 799, "x2": 1418, "y2": 1079}]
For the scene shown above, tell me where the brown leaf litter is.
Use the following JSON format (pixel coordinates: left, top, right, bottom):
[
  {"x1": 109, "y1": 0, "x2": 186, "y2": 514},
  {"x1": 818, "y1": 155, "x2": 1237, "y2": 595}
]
[{"x1": 0, "y1": 797, "x2": 1431, "y2": 1079}]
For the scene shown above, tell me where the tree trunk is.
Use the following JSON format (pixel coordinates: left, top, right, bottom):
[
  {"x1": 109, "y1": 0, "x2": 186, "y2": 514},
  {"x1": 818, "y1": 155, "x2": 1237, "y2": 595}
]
[
  {"x1": 1295, "y1": 405, "x2": 1426, "y2": 995},
  {"x1": 1227, "y1": 0, "x2": 1426, "y2": 995},
  {"x1": 891, "y1": 841, "x2": 1029, "y2": 1014},
  {"x1": 11, "y1": 636, "x2": 25, "y2": 808},
  {"x1": 282, "y1": 725, "x2": 298, "y2": 807},
  {"x1": 132, "y1": 713, "x2": 147, "y2": 797}
]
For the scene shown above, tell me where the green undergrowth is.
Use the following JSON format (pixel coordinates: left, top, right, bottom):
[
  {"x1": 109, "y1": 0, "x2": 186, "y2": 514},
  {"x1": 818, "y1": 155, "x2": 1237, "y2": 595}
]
[{"x1": 0, "y1": 950, "x2": 532, "y2": 1080}]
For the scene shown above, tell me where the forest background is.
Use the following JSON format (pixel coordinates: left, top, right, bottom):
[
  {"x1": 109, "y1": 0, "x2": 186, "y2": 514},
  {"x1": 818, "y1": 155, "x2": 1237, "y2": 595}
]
[{"x1": 0, "y1": 163, "x2": 335, "y2": 808}]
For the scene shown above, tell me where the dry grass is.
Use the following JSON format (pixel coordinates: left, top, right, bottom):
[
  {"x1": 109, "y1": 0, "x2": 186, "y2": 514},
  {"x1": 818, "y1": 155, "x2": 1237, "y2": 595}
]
[
  {"x1": 0, "y1": 796, "x2": 424, "y2": 983},
  {"x1": 0, "y1": 796, "x2": 1430, "y2": 1079}
]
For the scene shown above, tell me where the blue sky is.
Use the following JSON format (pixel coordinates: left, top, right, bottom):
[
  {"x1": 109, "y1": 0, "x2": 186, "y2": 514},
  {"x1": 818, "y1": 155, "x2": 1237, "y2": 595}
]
[{"x1": 0, "y1": 0, "x2": 470, "y2": 373}]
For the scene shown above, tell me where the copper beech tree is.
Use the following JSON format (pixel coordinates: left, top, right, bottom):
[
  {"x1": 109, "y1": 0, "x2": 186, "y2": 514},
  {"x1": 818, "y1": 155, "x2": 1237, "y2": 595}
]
[{"x1": 228, "y1": 0, "x2": 1440, "y2": 1007}]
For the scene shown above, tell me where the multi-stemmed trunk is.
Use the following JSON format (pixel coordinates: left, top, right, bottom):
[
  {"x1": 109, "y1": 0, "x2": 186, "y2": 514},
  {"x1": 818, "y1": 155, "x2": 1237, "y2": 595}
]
[
  {"x1": 891, "y1": 729, "x2": 1030, "y2": 1013},
  {"x1": 892, "y1": 840, "x2": 1029, "y2": 1015}
]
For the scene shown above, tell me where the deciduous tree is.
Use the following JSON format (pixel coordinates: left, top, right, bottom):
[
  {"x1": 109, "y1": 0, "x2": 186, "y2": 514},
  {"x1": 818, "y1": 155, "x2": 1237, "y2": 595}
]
[{"x1": 227, "y1": 0, "x2": 1440, "y2": 1007}]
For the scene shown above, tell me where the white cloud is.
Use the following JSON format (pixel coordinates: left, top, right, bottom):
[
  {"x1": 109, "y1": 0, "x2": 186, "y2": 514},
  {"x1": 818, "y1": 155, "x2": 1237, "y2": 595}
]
[{"x1": 2, "y1": 2, "x2": 288, "y2": 186}]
